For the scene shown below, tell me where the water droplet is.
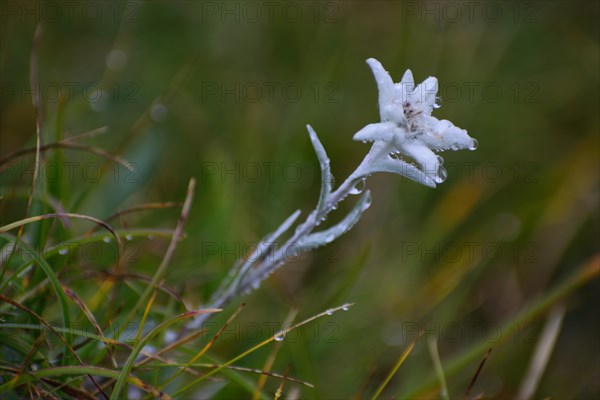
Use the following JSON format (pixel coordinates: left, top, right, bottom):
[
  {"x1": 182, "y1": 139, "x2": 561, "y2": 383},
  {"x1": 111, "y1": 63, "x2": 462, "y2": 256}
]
[
  {"x1": 342, "y1": 304, "x2": 350, "y2": 311},
  {"x1": 469, "y1": 138, "x2": 479, "y2": 150},
  {"x1": 125, "y1": 234, "x2": 133, "y2": 241},
  {"x1": 325, "y1": 234, "x2": 335, "y2": 243},
  {"x1": 274, "y1": 333, "x2": 285, "y2": 342},
  {"x1": 326, "y1": 308, "x2": 334, "y2": 315},
  {"x1": 58, "y1": 248, "x2": 68, "y2": 255},
  {"x1": 103, "y1": 236, "x2": 111, "y2": 243},
  {"x1": 332, "y1": 204, "x2": 338, "y2": 210},
  {"x1": 362, "y1": 140, "x2": 367, "y2": 144},
  {"x1": 435, "y1": 165, "x2": 448, "y2": 183},
  {"x1": 433, "y1": 96, "x2": 442, "y2": 109},
  {"x1": 389, "y1": 152, "x2": 400, "y2": 161},
  {"x1": 361, "y1": 198, "x2": 372, "y2": 211},
  {"x1": 349, "y1": 179, "x2": 366, "y2": 195}
]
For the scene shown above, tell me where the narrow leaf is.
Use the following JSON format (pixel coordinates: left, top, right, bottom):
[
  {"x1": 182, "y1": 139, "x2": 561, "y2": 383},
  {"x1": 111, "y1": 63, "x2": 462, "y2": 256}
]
[
  {"x1": 295, "y1": 190, "x2": 372, "y2": 252},
  {"x1": 206, "y1": 209, "x2": 301, "y2": 315},
  {"x1": 307, "y1": 125, "x2": 333, "y2": 214}
]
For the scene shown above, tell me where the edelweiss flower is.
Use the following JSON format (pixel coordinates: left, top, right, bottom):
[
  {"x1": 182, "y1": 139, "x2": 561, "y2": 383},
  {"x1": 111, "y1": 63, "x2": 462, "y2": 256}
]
[{"x1": 354, "y1": 58, "x2": 477, "y2": 187}]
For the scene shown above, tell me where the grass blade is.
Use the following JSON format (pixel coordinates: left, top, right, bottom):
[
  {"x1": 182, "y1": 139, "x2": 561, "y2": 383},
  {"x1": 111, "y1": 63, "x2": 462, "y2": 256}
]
[
  {"x1": 370, "y1": 328, "x2": 422, "y2": 400},
  {"x1": 173, "y1": 303, "x2": 354, "y2": 398},
  {"x1": 401, "y1": 254, "x2": 599, "y2": 398},
  {"x1": 516, "y1": 304, "x2": 566, "y2": 400},
  {"x1": 109, "y1": 309, "x2": 221, "y2": 400},
  {"x1": 0, "y1": 235, "x2": 73, "y2": 363},
  {"x1": 427, "y1": 336, "x2": 449, "y2": 400},
  {"x1": 0, "y1": 212, "x2": 121, "y2": 245},
  {"x1": 463, "y1": 348, "x2": 492, "y2": 400},
  {"x1": 126, "y1": 178, "x2": 195, "y2": 329}
]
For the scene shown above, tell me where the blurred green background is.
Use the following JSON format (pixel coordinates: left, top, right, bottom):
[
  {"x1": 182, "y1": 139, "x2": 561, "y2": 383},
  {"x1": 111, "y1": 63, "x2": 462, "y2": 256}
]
[{"x1": 1, "y1": 1, "x2": 598, "y2": 398}]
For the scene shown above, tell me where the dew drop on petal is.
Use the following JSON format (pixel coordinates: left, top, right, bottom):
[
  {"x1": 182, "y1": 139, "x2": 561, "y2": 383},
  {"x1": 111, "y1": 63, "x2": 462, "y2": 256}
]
[
  {"x1": 349, "y1": 179, "x2": 366, "y2": 195},
  {"x1": 342, "y1": 304, "x2": 350, "y2": 311},
  {"x1": 469, "y1": 138, "x2": 479, "y2": 150},
  {"x1": 436, "y1": 165, "x2": 448, "y2": 183},
  {"x1": 433, "y1": 96, "x2": 442, "y2": 109},
  {"x1": 274, "y1": 333, "x2": 285, "y2": 342},
  {"x1": 325, "y1": 234, "x2": 335, "y2": 243},
  {"x1": 326, "y1": 308, "x2": 334, "y2": 315},
  {"x1": 362, "y1": 197, "x2": 372, "y2": 211}
]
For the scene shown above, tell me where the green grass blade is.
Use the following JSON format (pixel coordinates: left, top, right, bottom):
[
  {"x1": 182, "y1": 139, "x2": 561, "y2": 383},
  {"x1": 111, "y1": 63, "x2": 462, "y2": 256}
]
[
  {"x1": 110, "y1": 309, "x2": 220, "y2": 400},
  {"x1": 0, "y1": 234, "x2": 72, "y2": 364}
]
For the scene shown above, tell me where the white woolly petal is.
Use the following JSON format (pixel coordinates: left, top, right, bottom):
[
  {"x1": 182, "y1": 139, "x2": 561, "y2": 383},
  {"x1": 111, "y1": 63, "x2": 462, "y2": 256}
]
[
  {"x1": 401, "y1": 69, "x2": 415, "y2": 92},
  {"x1": 353, "y1": 122, "x2": 397, "y2": 142},
  {"x1": 440, "y1": 124, "x2": 476, "y2": 150},
  {"x1": 366, "y1": 58, "x2": 396, "y2": 121},
  {"x1": 421, "y1": 117, "x2": 475, "y2": 151},
  {"x1": 381, "y1": 104, "x2": 406, "y2": 125},
  {"x1": 360, "y1": 150, "x2": 436, "y2": 188},
  {"x1": 410, "y1": 76, "x2": 438, "y2": 110},
  {"x1": 399, "y1": 141, "x2": 440, "y2": 179},
  {"x1": 394, "y1": 69, "x2": 414, "y2": 102}
]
